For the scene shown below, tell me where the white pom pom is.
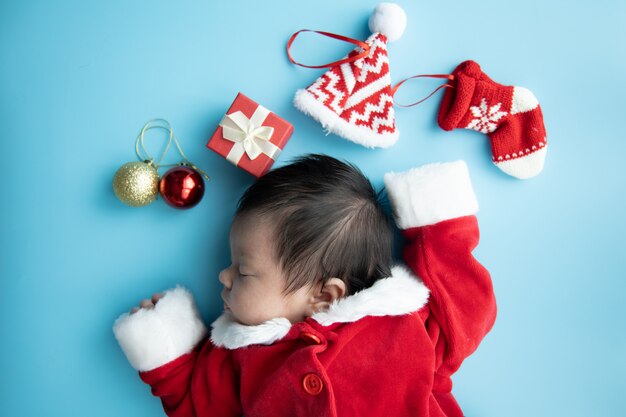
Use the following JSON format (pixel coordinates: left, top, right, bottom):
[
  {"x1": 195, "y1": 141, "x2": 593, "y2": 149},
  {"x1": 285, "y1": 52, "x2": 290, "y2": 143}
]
[{"x1": 368, "y1": 3, "x2": 407, "y2": 42}]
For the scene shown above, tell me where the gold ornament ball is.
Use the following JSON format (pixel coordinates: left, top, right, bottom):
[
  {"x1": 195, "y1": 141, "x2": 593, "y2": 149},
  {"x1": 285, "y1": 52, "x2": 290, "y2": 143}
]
[{"x1": 113, "y1": 161, "x2": 159, "y2": 207}]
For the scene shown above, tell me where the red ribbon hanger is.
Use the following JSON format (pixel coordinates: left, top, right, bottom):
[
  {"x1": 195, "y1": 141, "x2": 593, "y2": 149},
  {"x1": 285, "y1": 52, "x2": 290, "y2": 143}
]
[
  {"x1": 287, "y1": 29, "x2": 371, "y2": 69},
  {"x1": 391, "y1": 74, "x2": 456, "y2": 107}
]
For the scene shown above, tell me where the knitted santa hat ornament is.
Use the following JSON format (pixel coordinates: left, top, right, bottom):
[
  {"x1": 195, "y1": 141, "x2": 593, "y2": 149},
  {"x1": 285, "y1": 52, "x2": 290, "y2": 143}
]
[
  {"x1": 437, "y1": 60, "x2": 547, "y2": 179},
  {"x1": 291, "y1": 3, "x2": 407, "y2": 148}
]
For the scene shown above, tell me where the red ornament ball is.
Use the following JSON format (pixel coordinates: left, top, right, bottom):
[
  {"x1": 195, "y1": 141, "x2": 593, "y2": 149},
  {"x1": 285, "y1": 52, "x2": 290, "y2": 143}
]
[{"x1": 159, "y1": 166, "x2": 205, "y2": 209}]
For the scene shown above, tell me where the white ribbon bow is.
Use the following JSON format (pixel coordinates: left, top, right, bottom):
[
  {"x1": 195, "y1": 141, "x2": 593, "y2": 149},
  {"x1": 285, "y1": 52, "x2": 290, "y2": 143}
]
[{"x1": 219, "y1": 106, "x2": 281, "y2": 164}]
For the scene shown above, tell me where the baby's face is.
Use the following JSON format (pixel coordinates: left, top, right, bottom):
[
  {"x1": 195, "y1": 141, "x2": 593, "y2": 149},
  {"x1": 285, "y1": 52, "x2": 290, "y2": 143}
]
[{"x1": 218, "y1": 214, "x2": 317, "y2": 326}]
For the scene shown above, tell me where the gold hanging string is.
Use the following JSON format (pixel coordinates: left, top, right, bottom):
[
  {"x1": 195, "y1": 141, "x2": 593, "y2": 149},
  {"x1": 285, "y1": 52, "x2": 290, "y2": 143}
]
[
  {"x1": 135, "y1": 119, "x2": 174, "y2": 168},
  {"x1": 134, "y1": 119, "x2": 210, "y2": 181}
]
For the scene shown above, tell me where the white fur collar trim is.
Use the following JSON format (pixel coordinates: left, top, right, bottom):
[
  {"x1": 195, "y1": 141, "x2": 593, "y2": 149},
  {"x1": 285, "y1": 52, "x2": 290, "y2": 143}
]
[
  {"x1": 210, "y1": 265, "x2": 429, "y2": 350},
  {"x1": 210, "y1": 313, "x2": 292, "y2": 350},
  {"x1": 311, "y1": 265, "x2": 429, "y2": 326}
]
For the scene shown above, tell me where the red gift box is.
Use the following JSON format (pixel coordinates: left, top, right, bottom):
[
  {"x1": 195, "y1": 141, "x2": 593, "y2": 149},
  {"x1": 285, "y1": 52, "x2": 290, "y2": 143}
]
[{"x1": 207, "y1": 93, "x2": 294, "y2": 178}]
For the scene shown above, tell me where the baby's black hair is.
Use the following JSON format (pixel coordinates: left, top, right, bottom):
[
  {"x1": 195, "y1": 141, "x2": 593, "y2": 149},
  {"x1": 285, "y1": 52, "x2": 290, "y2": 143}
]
[{"x1": 235, "y1": 154, "x2": 393, "y2": 295}]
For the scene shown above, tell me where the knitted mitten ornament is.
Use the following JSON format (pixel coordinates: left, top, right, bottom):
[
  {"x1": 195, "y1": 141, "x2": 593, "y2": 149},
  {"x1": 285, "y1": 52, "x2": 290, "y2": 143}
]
[{"x1": 438, "y1": 60, "x2": 547, "y2": 179}]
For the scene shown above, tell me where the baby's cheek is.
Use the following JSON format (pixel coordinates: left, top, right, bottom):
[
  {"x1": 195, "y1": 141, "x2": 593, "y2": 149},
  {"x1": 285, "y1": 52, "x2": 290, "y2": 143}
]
[{"x1": 233, "y1": 291, "x2": 258, "y2": 314}]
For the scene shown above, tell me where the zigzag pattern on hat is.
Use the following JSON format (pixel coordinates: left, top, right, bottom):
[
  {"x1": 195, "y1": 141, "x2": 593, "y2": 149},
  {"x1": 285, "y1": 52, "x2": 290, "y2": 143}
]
[{"x1": 295, "y1": 33, "x2": 398, "y2": 148}]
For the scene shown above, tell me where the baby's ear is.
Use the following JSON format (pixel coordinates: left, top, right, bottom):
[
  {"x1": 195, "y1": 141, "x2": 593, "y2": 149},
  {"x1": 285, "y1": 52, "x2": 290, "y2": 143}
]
[{"x1": 310, "y1": 278, "x2": 347, "y2": 312}]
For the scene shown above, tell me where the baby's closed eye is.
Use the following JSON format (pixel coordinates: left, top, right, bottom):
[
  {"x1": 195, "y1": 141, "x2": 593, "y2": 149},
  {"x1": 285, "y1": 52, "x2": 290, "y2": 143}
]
[{"x1": 238, "y1": 269, "x2": 255, "y2": 277}]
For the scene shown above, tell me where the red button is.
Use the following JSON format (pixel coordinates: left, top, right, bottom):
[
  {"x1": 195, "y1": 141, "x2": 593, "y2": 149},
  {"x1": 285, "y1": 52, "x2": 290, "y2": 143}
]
[
  {"x1": 302, "y1": 373, "x2": 324, "y2": 395},
  {"x1": 300, "y1": 332, "x2": 321, "y2": 344}
]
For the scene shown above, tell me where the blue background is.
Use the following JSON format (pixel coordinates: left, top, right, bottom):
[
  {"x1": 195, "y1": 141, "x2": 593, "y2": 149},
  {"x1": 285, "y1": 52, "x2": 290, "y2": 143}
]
[{"x1": 1, "y1": 1, "x2": 625, "y2": 416}]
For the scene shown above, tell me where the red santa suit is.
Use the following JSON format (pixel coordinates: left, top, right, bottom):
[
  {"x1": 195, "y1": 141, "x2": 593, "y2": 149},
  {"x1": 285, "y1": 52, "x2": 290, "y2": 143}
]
[{"x1": 113, "y1": 160, "x2": 497, "y2": 417}]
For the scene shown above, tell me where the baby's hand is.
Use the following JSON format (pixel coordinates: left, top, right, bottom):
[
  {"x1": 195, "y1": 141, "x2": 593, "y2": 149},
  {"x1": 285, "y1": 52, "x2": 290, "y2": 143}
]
[{"x1": 130, "y1": 293, "x2": 164, "y2": 314}]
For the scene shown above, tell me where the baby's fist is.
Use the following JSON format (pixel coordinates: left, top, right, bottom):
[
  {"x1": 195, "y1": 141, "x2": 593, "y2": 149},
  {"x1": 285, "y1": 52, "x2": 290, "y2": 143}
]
[{"x1": 130, "y1": 293, "x2": 164, "y2": 314}]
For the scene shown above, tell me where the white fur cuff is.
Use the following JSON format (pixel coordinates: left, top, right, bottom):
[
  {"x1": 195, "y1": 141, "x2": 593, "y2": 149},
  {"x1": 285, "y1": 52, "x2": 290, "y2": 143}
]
[
  {"x1": 113, "y1": 287, "x2": 208, "y2": 372},
  {"x1": 384, "y1": 161, "x2": 479, "y2": 229}
]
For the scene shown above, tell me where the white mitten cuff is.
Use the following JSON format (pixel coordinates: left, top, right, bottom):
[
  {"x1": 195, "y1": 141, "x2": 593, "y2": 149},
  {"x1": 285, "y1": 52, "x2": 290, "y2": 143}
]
[{"x1": 113, "y1": 287, "x2": 207, "y2": 372}]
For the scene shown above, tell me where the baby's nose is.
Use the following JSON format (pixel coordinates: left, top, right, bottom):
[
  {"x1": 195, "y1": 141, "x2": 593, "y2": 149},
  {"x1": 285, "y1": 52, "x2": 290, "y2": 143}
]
[{"x1": 218, "y1": 268, "x2": 232, "y2": 289}]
